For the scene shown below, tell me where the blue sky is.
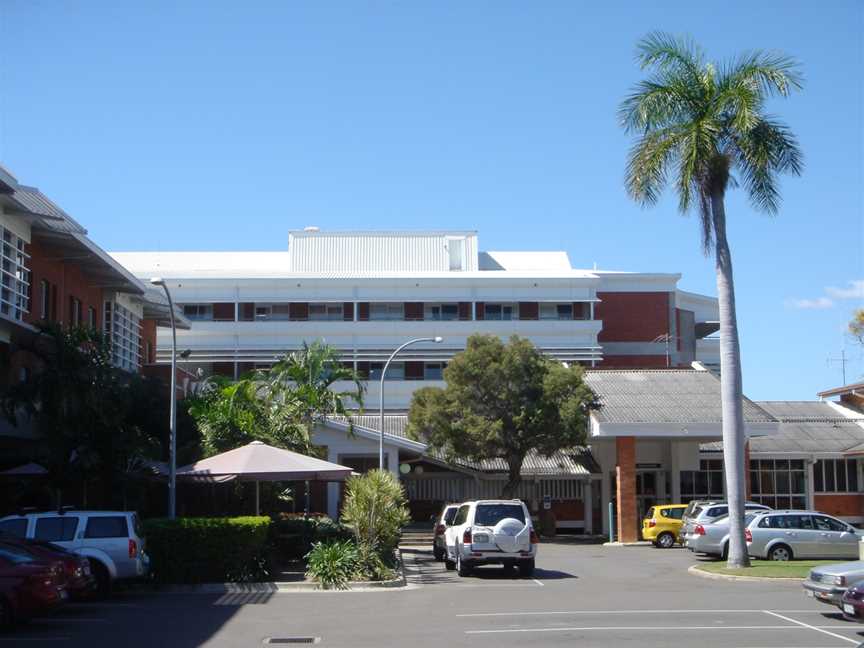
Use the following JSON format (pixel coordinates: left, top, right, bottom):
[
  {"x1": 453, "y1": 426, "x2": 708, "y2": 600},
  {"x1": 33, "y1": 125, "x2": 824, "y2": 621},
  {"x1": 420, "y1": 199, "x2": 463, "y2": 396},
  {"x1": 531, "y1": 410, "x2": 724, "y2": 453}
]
[{"x1": 0, "y1": 1, "x2": 862, "y2": 400}]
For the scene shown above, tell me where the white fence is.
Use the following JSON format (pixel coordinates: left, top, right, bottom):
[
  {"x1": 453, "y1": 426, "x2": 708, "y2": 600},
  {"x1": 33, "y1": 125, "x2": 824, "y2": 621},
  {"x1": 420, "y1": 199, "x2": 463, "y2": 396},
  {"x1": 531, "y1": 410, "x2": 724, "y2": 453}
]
[{"x1": 402, "y1": 475, "x2": 584, "y2": 503}]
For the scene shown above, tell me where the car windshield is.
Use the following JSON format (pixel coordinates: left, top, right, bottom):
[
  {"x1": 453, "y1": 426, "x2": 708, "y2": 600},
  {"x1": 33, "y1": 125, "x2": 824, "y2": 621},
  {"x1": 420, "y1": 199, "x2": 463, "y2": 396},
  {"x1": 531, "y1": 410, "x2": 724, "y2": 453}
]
[{"x1": 474, "y1": 504, "x2": 525, "y2": 526}]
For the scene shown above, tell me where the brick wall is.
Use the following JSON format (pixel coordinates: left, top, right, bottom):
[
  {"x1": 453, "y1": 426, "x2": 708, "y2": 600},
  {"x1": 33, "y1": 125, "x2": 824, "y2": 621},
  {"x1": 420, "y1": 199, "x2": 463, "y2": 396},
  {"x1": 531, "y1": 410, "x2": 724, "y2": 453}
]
[
  {"x1": 596, "y1": 292, "x2": 670, "y2": 342},
  {"x1": 814, "y1": 494, "x2": 864, "y2": 519},
  {"x1": 616, "y1": 436, "x2": 638, "y2": 542}
]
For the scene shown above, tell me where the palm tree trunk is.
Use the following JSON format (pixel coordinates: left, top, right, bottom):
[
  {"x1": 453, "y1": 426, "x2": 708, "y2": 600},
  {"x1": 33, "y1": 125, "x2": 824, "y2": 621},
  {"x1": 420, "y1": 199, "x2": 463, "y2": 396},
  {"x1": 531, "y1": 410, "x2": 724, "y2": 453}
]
[{"x1": 711, "y1": 191, "x2": 751, "y2": 569}]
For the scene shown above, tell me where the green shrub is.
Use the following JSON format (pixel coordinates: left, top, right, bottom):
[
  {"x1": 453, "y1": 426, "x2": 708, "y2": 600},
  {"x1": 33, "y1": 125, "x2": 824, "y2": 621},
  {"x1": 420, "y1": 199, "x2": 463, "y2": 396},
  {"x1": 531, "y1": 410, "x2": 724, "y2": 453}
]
[
  {"x1": 271, "y1": 514, "x2": 353, "y2": 561},
  {"x1": 353, "y1": 543, "x2": 395, "y2": 582},
  {"x1": 144, "y1": 516, "x2": 271, "y2": 584},
  {"x1": 340, "y1": 470, "x2": 410, "y2": 554},
  {"x1": 305, "y1": 540, "x2": 358, "y2": 590}
]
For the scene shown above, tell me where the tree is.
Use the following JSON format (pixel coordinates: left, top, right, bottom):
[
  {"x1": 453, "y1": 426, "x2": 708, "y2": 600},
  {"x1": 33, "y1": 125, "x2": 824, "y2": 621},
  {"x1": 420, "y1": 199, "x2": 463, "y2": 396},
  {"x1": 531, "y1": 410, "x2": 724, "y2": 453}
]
[
  {"x1": 849, "y1": 310, "x2": 864, "y2": 346},
  {"x1": 620, "y1": 32, "x2": 802, "y2": 567},
  {"x1": 406, "y1": 335, "x2": 597, "y2": 498}
]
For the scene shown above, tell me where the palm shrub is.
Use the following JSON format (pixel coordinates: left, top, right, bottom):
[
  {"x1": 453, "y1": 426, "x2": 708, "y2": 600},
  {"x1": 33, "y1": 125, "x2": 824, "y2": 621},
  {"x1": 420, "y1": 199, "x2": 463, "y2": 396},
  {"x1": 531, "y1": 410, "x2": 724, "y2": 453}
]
[
  {"x1": 305, "y1": 540, "x2": 358, "y2": 590},
  {"x1": 340, "y1": 470, "x2": 410, "y2": 556}
]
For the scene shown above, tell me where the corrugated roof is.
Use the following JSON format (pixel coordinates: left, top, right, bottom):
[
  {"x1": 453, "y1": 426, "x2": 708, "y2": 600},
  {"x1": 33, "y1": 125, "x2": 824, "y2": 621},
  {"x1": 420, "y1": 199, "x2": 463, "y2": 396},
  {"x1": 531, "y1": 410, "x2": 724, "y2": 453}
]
[
  {"x1": 329, "y1": 415, "x2": 598, "y2": 476},
  {"x1": 584, "y1": 369, "x2": 775, "y2": 424},
  {"x1": 700, "y1": 401, "x2": 864, "y2": 454},
  {"x1": 11, "y1": 186, "x2": 87, "y2": 234}
]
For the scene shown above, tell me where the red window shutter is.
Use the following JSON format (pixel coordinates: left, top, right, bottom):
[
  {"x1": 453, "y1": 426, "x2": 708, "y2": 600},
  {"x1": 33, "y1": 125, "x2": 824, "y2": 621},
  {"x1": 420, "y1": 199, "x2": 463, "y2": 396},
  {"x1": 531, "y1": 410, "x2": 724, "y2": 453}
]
[
  {"x1": 357, "y1": 302, "x2": 370, "y2": 321},
  {"x1": 573, "y1": 302, "x2": 590, "y2": 320},
  {"x1": 212, "y1": 303, "x2": 235, "y2": 321},
  {"x1": 238, "y1": 303, "x2": 255, "y2": 321},
  {"x1": 458, "y1": 302, "x2": 472, "y2": 320},
  {"x1": 404, "y1": 302, "x2": 424, "y2": 321},
  {"x1": 405, "y1": 361, "x2": 425, "y2": 380},
  {"x1": 289, "y1": 303, "x2": 309, "y2": 321},
  {"x1": 343, "y1": 302, "x2": 354, "y2": 321},
  {"x1": 519, "y1": 302, "x2": 539, "y2": 320},
  {"x1": 475, "y1": 302, "x2": 485, "y2": 320}
]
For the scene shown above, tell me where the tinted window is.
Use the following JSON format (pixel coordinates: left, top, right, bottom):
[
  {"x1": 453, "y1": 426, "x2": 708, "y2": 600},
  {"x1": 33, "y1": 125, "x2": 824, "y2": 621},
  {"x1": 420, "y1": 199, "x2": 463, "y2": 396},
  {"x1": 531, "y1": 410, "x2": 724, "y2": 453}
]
[
  {"x1": 453, "y1": 505, "x2": 470, "y2": 526},
  {"x1": 84, "y1": 516, "x2": 128, "y2": 539},
  {"x1": 34, "y1": 516, "x2": 79, "y2": 541},
  {"x1": 791, "y1": 515, "x2": 814, "y2": 530},
  {"x1": 661, "y1": 508, "x2": 684, "y2": 520},
  {"x1": 474, "y1": 504, "x2": 526, "y2": 526},
  {"x1": 646, "y1": 507, "x2": 656, "y2": 519},
  {"x1": 0, "y1": 519, "x2": 28, "y2": 538},
  {"x1": 443, "y1": 507, "x2": 458, "y2": 525},
  {"x1": 814, "y1": 516, "x2": 848, "y2": 532},
  {"x1": 706, "y1": 506, "x2": 728, "y2": 518}
]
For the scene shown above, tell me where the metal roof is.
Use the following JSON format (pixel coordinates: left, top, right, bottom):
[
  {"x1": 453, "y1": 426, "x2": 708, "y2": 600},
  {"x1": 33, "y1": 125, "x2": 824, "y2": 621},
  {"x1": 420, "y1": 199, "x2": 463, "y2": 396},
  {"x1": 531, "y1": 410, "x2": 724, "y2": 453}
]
[
  {"x1": 11, "y1": 186, "x2": 87, "y2": 233},
  {"x1": 700, "y1": 401, "x2": 864, "y2": 454},
  {"x1": 584, "y1": 368, "x2": 775, "y2": 424}
]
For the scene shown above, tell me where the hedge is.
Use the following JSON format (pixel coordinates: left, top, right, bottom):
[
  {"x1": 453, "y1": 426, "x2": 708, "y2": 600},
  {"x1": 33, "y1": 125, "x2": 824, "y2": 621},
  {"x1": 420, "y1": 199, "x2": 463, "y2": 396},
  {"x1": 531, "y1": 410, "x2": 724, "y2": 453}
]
[
  {"x1": 144, "y1": 516, "x2": 271, "y2": 584},
  {"x1": 271, "y1": 514, "x2": 353, "y2": 561}
]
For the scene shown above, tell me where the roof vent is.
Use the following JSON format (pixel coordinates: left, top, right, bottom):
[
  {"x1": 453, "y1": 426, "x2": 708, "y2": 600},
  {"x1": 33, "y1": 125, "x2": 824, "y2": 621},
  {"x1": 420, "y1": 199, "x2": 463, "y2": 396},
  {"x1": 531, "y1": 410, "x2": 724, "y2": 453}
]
[{"x1": 303, "y1": 226, "x2": 320, "y2": 232}]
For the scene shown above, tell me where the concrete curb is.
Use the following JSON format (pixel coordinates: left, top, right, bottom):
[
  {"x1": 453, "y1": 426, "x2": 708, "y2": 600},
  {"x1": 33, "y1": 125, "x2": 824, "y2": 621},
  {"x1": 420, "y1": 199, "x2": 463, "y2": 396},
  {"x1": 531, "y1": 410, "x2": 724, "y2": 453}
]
[
  {"x1": 687, "y1": 564, "x2": 803, "y2": 583},
  {"x1": 150, "y1": 548, "x2": 408, "y2": 594},
  {"x1": 602, "y1": 541, "x2": 653, "y2": 547}
]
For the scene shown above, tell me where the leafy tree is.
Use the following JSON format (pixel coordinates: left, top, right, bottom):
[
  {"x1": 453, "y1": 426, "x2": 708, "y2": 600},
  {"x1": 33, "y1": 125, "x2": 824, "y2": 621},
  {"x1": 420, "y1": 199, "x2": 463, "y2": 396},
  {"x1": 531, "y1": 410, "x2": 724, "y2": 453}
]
[
  {"x1": 620, "y1": 32, "x2": 802, "y2": 567},
  {"x1": 340, "y1": 469, "x2": 410, "y2": 554},
  {"x1": 406, "y1": 334, "x2": 597, "y2": 498},
  {"x1": 849, "y1": 309, "x2": 864, "y2": 346}
]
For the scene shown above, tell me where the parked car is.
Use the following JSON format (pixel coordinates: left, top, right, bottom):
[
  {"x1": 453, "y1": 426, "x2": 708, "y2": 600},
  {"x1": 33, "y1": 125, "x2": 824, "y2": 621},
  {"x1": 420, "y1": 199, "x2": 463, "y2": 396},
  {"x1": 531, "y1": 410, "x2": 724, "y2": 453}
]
[
  {"x1": 841, "y1": 581, "x2": 864, "y2": 621},
  {"x1": 641, "y1": 504, "x2": 687, "y2": 548},
  {"x1": 747, "y1": 511, "x2": 863, "y2": 561},
  {"x1": 432, "y1": 504, "x2": 460, "y2": 561},
  {"x1": 0, "y1": 536, "x2": 95, "y2": 599},
  {"x1": 0, "y1": 544, "x2": 67, "y2": 628},
  {"x1": 444, "y1": 500, "x2": 538, "y2": 577},
  {"x1": 803, "y1": 561, "x2": 864, "y2": 607},
  {"x1": 684, "y1": 512, "x2": 762, "y2": 558},
  {"x1": 680, "y1": 501, "x2": 771, "y2": 541},
  {"x1": 0, "y1": 510, "x2": 149, "y2": 596}
]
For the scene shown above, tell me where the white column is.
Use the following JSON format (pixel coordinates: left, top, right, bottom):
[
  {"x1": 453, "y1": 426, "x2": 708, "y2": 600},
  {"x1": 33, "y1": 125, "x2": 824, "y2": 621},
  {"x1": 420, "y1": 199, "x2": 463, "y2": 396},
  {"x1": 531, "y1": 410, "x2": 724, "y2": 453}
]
[
  {"x1": 807, "y1": 460, "x2": 816, "y2": 511},
  {"x1": 583, "y1": 480, "x2": 593, "y2": 535},
  {"x1": 387, "y1": 448, "x2": 399, "y2": 477},
  {"x1": 471, "y1": 301, "x2": 477, "y2": 321},
  {"x1": 327, "y1": 448, "x2": 341, "y2": 519},
  {"x1": 353, "y1": 301, "x2": 358, "y2": 322}
]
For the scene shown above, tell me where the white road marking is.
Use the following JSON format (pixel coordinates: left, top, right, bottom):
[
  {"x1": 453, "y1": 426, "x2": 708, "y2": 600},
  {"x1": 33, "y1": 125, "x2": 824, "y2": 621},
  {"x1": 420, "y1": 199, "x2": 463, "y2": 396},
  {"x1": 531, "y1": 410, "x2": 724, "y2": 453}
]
[
  {"x1": 465, "y1": 625, "x2": 823, "y2": 635},
  {"x1": 532, "y1": 579, "x2": 544, "y2": 587},
  {"x1": 457, "y1": 609, "x2": 821, "y2": 617},
  {"x1": 35, "y1": 617, "x2": 110, "y2": 623},
  {"x1": 762, "y1": 610, "x2": 859, "y2": 645}
]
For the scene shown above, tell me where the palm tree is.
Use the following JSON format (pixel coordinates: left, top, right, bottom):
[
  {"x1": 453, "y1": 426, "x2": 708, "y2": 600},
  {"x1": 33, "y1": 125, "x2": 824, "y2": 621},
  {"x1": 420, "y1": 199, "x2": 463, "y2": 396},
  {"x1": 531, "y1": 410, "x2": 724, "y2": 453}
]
[{"x1": 620, "y1": 32, "x2": 802, "y2": 567}]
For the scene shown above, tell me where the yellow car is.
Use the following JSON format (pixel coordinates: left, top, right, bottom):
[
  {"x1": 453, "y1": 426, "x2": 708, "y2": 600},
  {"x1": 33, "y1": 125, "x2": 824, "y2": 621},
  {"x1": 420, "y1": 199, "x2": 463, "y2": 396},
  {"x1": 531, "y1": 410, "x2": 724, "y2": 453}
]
[{"x1": 641, "y1": 504, "x2": 688, "y2": 548}]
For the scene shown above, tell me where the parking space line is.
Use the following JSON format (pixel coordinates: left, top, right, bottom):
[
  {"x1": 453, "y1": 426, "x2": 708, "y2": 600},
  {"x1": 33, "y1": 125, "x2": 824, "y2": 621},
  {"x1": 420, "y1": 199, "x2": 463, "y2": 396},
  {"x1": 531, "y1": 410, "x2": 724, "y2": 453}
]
[
  {"x1": 457, "y1": 609, "x2": 817, "y2": 617},
  {"x1": 531, "y1": 579, "x2": 544, "y2": 587},
  {"x1": 762, "y1": 610, "x2": 859, "y2": 645},
  {"x1": 465, "y1": 625, "x2": 818, "y2": 635}
]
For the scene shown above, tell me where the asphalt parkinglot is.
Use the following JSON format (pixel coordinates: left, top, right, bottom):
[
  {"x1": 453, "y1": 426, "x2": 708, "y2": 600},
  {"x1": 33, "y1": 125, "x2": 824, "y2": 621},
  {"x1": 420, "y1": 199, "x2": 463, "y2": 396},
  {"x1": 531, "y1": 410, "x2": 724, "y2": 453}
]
[{"x1": 5, "y1": 542, "x2": 864, "y2": 647}]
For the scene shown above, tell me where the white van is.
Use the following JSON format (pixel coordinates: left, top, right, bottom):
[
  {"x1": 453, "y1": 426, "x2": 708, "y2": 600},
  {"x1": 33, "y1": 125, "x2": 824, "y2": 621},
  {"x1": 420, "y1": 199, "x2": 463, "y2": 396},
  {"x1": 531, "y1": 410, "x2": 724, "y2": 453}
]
[{"x1": 0, "y1": 510, "x2": 149, "y2": 595}]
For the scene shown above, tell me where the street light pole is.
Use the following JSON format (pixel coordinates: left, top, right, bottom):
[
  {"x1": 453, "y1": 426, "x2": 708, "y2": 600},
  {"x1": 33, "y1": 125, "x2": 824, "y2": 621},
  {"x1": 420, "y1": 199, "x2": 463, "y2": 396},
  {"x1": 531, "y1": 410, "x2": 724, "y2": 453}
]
[
  {"x1": 379, "y1": 336, "x2": 443, "y2": 470},
  {"x1": 151, "y1": 278, "x2": 178, "y2": 519}
]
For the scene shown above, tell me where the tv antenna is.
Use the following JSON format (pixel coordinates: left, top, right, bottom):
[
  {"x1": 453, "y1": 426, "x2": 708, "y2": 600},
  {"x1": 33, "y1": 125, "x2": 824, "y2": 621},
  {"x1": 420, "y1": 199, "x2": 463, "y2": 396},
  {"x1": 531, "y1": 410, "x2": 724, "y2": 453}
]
[{"x1": 827, "y1": 349, "x2": 849, "y2": 385}]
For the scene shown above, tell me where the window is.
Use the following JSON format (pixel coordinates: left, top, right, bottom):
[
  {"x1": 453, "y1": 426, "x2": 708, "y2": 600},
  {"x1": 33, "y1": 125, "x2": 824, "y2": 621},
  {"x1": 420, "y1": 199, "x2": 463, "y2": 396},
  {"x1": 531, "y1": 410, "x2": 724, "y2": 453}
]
[
  {"x1": 749, "y1": 459, "x2": 807, "y2": 510},
  {"x1": 539, "y1": 303, "x2": 574, "y2": 320},
  {"x1": 680, "y1": 459, "x2": 725, "y2": 501},
  {"x1": 453, "y1": 505, "x2": 470, "y2": 526},
  {"x1": 814, "y1": 515, "x2": 849, "y2": 532},
  {"x1": 88, "y1": 306, "x2": 97, "y2": 328},
  {"x1": 0, "y1": 226, "x2": 29, "y2": 321},
  {"x1": 34, "y1": 516, "x2": 79, "y2": 541},
  {"x1": 424, "y1": 362, "x2": 445, "y2": 380},
  {"x1": 474, "y1": 504, "x2": 526, "y2": 526},
  {"x1": 104, "y1": 300, "x2": 142, "y2": 371},
  {"x1": 369, "y1": 303, "x2": 403, "y2": 321},
  {"x1": 84, "y1": 516, "x2": 128, "y2": 539},
  {"x1": 182, "y1": 304, "x2": 214, "y2": 321},
  {"x1": 426, "y1": 303, "x2": 459, "y2": 321},
  {"x1": 70, "y1": 297, "x2": 81, "y2": 326},
  {"x1": 369, "y1": 362, "x2": 404, "y2": 381},
  {"x1": 0, "y1": 518, "x2": 28, "y2": 537},
  {"x1": 39, "y1": 280, "x2": 50, "y2": 319},
  {"x1": 443, "y1": 507, "x2": 458, "y2": 525},
  {"x1": 308, "y1": 303, "x2": 343, "y2": 321},
  {"x1": 484, "y1": 303, "x2": 514, "y2": 321},
  {"x1": 814, "y1": 459, "x2": 859, "y2": 493},
  {"x1": 706, "y1": 506, "x2": 728, "y2": 518},
  {"x1": 660, "y1": 508, "x2": 684, "y2": 520}
]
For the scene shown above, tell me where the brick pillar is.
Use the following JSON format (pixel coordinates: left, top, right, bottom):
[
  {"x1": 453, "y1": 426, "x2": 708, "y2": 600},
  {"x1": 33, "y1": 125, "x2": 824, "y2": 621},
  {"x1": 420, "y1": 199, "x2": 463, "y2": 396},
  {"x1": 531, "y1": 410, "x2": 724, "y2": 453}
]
[
  {"x1": 744, "y1": 441, "x2": 751, "y2": 500},
  {"x1": 615, "y1": 436, "x2": 638, "y2": 543}
]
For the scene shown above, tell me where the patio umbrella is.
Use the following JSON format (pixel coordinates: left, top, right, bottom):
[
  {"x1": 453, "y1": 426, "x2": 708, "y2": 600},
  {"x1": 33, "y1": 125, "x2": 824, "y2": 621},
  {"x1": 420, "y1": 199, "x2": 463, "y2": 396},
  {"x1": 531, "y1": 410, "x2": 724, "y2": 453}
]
[{"x1": 176, "y1": 441, "x2": 354, "y2": 514}]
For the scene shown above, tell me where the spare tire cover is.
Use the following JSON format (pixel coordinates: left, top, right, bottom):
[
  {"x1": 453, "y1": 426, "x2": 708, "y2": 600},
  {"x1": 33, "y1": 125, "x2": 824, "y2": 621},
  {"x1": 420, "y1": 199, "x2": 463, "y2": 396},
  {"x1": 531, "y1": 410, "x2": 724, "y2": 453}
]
[{"x1": 493, "y1": 517, "x2": 529, "y2": 553}]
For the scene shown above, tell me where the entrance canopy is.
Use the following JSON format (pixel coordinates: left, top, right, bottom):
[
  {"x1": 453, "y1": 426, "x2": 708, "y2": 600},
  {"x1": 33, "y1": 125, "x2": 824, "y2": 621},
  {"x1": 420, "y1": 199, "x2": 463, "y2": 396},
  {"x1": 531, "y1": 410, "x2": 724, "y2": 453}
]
[{"x1": 177, "y1": 441, "x2": 354, "y2": 482}]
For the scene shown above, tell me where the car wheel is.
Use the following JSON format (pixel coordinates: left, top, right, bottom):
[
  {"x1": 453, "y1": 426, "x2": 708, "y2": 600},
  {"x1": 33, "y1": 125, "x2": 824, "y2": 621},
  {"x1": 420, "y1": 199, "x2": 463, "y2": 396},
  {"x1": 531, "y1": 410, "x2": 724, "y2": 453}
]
[
  {"x1": 768, "y1": 544, "x2": 793, "y2": 562},
  {"x1": 721, "y1": 542, "x2": 729, "y2": 560},
  {"x1": 444, "y1": 554, "x2": 456, "y2": 571},
  {"x1": 657, "y1": 532, "x2": 675, "y2": 549},
  {"x1": 433, "y1": 546, "x2": 445, "y2": 562},
  {"x1": 456, "y1": 553, "x2": 472, "y2": 577},
  {"x1": 518, "y1": 559, "x2": 535, "y2": 578},
  {"x1": 90, "y1": 560, "x2": 112, "y2": 599},
  {"x1": 0, "y1": 597, "x2": 13, "y2": 630}
]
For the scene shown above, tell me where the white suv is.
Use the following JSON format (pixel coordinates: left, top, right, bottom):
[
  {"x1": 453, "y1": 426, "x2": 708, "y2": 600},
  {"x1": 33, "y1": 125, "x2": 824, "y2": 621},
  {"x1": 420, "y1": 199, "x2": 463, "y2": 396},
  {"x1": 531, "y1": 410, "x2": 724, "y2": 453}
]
[
  {"x1": 444, "y1": 500, "x2": 538, "y2": 577},
  {"x1": 0, "y1": 510, "x2": 149, "y2": 595}
]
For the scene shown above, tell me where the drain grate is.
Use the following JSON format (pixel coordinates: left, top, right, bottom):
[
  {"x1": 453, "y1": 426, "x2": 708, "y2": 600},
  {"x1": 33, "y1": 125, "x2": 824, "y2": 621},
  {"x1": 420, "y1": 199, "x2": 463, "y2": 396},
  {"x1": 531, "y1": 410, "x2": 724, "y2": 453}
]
[{"x1": 263, "y1": 638, "x2": 320, "y2": 645}]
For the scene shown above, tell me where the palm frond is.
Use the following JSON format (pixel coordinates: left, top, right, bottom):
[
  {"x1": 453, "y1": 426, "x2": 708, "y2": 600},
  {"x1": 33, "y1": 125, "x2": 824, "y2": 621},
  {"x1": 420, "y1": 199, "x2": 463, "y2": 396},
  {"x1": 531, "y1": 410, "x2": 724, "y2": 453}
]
[
  {"x1": 720, "y1": 50, "x2": 803, "y2": 98},
  {"x1": 624, "y1": 126, "x2": 684, "y2": 205},
  {"x1": 636, "y1": 31, "x2": 703, "y2": 80}
]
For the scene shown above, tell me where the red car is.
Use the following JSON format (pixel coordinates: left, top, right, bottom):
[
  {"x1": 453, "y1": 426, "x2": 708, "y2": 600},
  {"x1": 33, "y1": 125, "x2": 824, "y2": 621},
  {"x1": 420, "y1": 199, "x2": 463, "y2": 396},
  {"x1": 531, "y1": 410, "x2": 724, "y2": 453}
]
[
  {"x1": 0, "y1": 545, "x2": 67, "y2": 628},
  {"x1": 0, "y1": 538, "x2": 95, "y2": 599},
  {"x1": 841, "y1": 582, "x2": 864, "y2": 622}
]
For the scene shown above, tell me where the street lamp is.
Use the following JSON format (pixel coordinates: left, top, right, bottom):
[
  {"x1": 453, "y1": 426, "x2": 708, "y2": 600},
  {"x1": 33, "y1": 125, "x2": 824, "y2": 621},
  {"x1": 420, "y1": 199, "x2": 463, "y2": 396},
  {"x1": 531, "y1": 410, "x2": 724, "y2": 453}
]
[
  {"x1": 150, "y1": 277, "x2": 177, "y2": 519},
  {"x1": 379, "y1": 336, "x2": 443, "y2": 470}
]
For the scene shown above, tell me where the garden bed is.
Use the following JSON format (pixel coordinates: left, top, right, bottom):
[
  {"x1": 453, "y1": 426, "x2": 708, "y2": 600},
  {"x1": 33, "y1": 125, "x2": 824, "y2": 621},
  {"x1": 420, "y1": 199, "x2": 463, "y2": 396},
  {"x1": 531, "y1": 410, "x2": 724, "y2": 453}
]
[{"x1": 692, "y1": 559, "x2": 842, "y2": 579}]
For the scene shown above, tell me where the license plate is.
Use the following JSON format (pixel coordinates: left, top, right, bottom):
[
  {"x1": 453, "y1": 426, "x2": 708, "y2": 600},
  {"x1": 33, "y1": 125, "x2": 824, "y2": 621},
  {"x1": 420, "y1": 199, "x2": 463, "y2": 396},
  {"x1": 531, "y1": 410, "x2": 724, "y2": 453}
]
[
  {"x1": 805, "y1": 590, "x2": 815, "y2": 597},
  {"x1": 473, "y1": 534, "x2": 490, "y2": 543},
  {"x1": 844, "y1": 604, "x2": 855, "y2": 615}
]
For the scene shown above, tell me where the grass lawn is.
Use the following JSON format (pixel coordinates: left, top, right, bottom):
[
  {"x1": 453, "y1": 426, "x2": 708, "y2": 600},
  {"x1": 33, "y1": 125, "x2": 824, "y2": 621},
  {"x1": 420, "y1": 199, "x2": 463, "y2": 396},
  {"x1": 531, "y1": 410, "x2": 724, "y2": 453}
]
[{"x1": 695, "y1": 559, "x2": 844, "y2": 579}]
